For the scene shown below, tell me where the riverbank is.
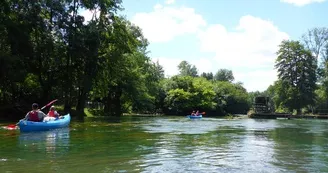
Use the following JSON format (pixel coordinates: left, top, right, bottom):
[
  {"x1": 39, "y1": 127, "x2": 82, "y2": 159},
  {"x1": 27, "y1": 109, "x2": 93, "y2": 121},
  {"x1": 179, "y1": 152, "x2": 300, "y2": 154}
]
[
  {"x1": 123, "y1": 113, "x2": 164, "y2": 117},
  {"x1": 249, "y1": 113, "x2": 328, "y2": 119}
]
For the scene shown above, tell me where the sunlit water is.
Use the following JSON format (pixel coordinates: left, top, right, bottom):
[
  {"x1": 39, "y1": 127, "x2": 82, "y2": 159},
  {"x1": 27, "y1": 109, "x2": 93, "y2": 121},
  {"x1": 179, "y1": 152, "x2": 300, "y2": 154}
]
[{"x1": 1, "y1": 116, "x2": 328, "y2": 173}]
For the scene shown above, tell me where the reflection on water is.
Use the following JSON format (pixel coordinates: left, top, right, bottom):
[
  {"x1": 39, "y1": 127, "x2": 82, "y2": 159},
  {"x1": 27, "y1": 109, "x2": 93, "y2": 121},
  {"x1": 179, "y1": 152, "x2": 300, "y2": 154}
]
[
  {"x1": 0, "y1": 128, "x2": 70, "y2": 172},
  {"x1": 2, "y1": 117, "x2": 328, "y2": 172},
  {"x1": 139, "y1": 118, "x2": 328, "y2": 173},
  {"x1": 18, "y1": 128, "x2": 70, "y2": 153},
  {"x1": 140, "y1": 118, "x2": 281, "y2": 172},
  {"x1": 142, "y1": 117, "x2": 223, "y2": 134}
]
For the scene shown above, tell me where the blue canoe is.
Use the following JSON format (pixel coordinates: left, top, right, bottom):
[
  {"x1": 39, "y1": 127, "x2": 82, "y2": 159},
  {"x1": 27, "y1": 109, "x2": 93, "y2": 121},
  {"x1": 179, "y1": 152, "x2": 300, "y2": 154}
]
[
  {"x1": 18, "y1": 114, "x2": 71, "y2": 132},
  {"x1": 187, "y1": 115, "x2": 202, "y2": 119}
]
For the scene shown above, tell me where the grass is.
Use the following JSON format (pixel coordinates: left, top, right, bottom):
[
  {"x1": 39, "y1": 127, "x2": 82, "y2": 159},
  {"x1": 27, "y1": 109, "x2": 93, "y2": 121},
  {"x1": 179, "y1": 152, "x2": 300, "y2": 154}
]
[
  {"x1": 247, "y1": 109, "x2": 255, "y2": 116},
  {"x1": 54, "y1": 105, "x2": 92, "y2": 117},
  {"x1": 123, "y1": 113, "x2": 163, "y2": 117},
  {"x1": 224, "y1": 114, "x2": 234, "y2": 119},
  {"x1": 84, "y1": 108, "x2": 94, "y2": 117}
]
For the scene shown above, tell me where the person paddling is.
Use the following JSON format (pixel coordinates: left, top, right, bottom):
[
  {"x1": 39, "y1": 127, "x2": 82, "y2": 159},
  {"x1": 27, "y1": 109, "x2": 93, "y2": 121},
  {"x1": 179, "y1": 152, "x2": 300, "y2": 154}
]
[
  {"x1": 195, "y1": 110, "x2": 200, "y2": 116},
  {"x1": 24, "y1": 103, "x2": 47, "y2": 122},
  {"x1": 44, "y1": 106, "x2": 63, "y2": 122}
]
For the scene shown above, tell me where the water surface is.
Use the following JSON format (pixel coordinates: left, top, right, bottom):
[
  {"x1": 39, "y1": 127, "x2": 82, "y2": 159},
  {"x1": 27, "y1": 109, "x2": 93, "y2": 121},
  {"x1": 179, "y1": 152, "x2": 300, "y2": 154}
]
[{"x1": 1, "y1": 116, "x2": 328, "y2": 172}]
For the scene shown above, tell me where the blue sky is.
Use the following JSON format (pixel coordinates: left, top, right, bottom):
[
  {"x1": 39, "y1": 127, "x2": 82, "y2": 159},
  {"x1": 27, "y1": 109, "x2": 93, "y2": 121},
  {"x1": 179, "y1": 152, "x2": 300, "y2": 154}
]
[{"x1": 113, "y1": 0, "x2": 328, "y2": 92}]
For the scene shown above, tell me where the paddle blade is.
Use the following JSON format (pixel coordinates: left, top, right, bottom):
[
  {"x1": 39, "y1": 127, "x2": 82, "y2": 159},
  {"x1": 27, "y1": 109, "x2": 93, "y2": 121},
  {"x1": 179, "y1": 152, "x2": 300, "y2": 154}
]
[
  {"x1": 4, "y1": 124, "x2": 17, "y2": 130},
  {"x1": 201, "y1": 112, "x2": 206, "y2": 115},
  {"x1": 8, "y1": 124, "x2": 16, "y2": 128},
  {"x1": 41, "y1": 99, "x2": 58, "y2": 110}
]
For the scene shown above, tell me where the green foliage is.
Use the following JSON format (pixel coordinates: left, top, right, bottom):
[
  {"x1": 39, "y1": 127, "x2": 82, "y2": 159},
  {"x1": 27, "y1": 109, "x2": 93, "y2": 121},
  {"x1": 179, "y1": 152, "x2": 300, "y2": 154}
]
[
  {"x1": 178, "y1": 61, "x2": 198, "y2": 77},
  {"x1": 200, "y1": 72, "x2": 213, "y2": 80},
  {"x1": 192, "y1": 77, "x2": 216, "y2": 109},
  {"x1": 23, "y1": 73, "x2": 41, "y2": 98},
  {"x1": 274, "y1": 40, "x2": 317, "y2": 114},
  {"x1": 161, "y1": 75, "x2": 249, "y2": 115},
  {"x1": 7, "y1": 0, "x2": 328, "y2": 118},
  {"x1": 302, "y1": 27, "x2": 328, "y2": 59},
  {"x1": 224, "y1": 113, "x2": 234, "y2": 119},
  {"x1": 213, "y1": 81, "x2": 249, "y2": 114},
  {"x1": 214, "y1": 69, "x2": 234, "y2": 82},
  {"x1": 165, "y1": 88, "x2": 193, "y2": 114},
  {"x1": 0, "y1": 0, "x2": 157, "y2": 116}
]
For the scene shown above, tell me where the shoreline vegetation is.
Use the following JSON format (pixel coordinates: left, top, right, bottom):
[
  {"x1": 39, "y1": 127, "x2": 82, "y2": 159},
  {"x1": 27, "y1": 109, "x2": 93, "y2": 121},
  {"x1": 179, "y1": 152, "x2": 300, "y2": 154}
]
[
  {"x1": 249, "y1": 112, "x2": 328, "y2": 119},
  {"x1": 1, "y1": 104, "x2": 328, "y2": 121},
  {"x1": 1, "y1": 1, "x2": 328, "y2": 120}
]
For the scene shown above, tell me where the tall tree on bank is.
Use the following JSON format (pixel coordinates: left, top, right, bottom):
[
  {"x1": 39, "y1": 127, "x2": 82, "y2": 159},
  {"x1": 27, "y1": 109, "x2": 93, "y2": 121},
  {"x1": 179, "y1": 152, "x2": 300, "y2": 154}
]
[
  {"x1": 302, "y1": 27, "x2": 328, "y2": 113},
  {"x1": 322, "y1": 45, "x2": 328, "y2": 98},
  {"x1": 214, "y1": 69, "x2": 234, "y2": 82},
  {"x1": 178, "y1": 61, "x2": 198, "y2": 77},
  {"x1": 201, "y1": 72, "x2": 213, "y2": 80},
  {"x1": 66, "y1": 0, "x2": 123, "y2": 115},
  {"x1": 302, "y1": 27, "x2": 328, "y2": 81},
  {"x1": 89, "y1": 16, "x2": 159, "y2": 116},
  {"x1": 302, "y1": 27, "x2": 328, "y2": 60},
  {"x1": 275, "y1": 40, "x2": 317, "y2": 114}
]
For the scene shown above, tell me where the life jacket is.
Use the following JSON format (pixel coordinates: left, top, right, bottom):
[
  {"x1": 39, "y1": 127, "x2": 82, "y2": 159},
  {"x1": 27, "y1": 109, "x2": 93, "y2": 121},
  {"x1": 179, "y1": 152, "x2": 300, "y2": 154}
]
[
  {"x1": 29, "y1": 111, "x2": 40, "y2": 122},
  {"x1": 48, "y1": 110, "x2": 56, "y2": 117}
]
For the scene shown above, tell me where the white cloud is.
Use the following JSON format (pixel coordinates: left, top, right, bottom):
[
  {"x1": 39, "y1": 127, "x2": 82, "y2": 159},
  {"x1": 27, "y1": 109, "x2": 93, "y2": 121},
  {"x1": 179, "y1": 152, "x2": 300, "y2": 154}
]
[
  {"x1": 130, "y1": 4, "x2": 290, "y2": 92},
  {"x1": 152, "y1": 56, "x2": 216, "y2": 78},
  {"x1": 131, "y1": 4, "x2": 206, "y2": 43},
  {"x1": 198, "y1": 15, "x2": 289, "y2": 91},
  {"x1": 165, "y1": 0, "x2": 175, "y2": 5},
  {"x1": 280, "y1": 0, "x2": 326, "y2": 6},
  {"x1": 152, "y1": 57, "x2": 183, "y2": 77},
  {"x1": 190, "y1": 58, "x2": 215, "y2": 74},
  {"x1": 235, "y1": 70, "x2": 278, "y2": 92}
]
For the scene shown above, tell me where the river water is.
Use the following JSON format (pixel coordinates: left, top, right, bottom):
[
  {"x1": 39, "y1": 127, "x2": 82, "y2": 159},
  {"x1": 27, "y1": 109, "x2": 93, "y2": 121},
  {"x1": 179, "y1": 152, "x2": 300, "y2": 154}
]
[{"x1": 1, "y1": 116, "x2": 328, "y2": 173}]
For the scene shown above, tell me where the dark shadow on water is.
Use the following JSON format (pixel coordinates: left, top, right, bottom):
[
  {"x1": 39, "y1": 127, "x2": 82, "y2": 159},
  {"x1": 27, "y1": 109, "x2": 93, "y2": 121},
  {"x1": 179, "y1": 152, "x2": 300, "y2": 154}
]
[
  {"x1": 74, "y1": 115, "x2": 149, "y2": 124},
  {"x1": 73, "y1": 116, "x2": 121, "y2": 122}
]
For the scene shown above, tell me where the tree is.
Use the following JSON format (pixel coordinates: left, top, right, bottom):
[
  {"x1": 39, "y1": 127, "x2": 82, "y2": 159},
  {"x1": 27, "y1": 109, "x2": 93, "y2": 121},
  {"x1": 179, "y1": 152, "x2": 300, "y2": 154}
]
[
  {"x1": 302, "y1": 27, "x2": 328, "y2": 59},
  {"x1": 302, "y1": 27, "x2": 328, "y2": 84},
  {"x1": 89, "y1": 16, "x2": 159, "y2": 116},
  {"x1": 63, "y1": 0, "x2": 123, "y2": 115},
  {"x1": 200, "y1": 72, "x2": 213, "y2": 80},
  {"x1": 267, "y1": 80, "x2": 290, "y2": 113},
  {"x1": 213, "y1": 81, "x2": 249, "y2": 114},
  {"x1": 177, "y1": 61, "x2": 198, "y2": 77},
  {"x1": 162, "y1": 76, "x2": 216, "y2": 115},
  {"x1": 315, "y1": 45, "x2": 328, "y2": 113},
  {"x1": 214, "y1": 69, "x2": 234, "y2": 82},
  {"x1": 275, "y1": 40, "x2": 317, "y2": 114}
]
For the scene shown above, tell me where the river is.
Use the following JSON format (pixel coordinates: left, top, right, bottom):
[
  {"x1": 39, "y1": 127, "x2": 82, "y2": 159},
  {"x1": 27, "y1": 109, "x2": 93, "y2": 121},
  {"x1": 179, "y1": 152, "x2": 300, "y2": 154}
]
[{"x1": 1, "y1": 116, "x2": 328, "y2": 173}]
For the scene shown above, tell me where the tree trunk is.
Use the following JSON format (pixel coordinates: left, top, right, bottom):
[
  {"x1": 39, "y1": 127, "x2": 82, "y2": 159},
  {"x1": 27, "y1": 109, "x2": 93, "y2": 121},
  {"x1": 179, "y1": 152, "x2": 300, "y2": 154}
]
[
  {"x1": 296, "y1": 109, "x2": 301, "y2": 115},
  {"x1": 76, "y1": 87, "x2": 86, "y2": 116},
  {"x1": 103, "y1": 85, "x2": 122, "y2": 116},
  {"x1": 64, "y1": 100, "x2": 71, "y2": 114},
  {"x1": 113, "y1": 86, "x2": 122, "y2": 116},
  {"x1": 104, "y1": 93, "x2": 113, "y2": 116},
  {"x1": 103, "y1": 96, "x2": 110, "y2": 114}
]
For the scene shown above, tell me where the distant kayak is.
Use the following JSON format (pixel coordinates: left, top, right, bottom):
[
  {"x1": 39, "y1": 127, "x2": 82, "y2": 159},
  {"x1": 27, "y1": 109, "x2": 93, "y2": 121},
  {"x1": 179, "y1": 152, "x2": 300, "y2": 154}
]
[
  {"x1": 18, "y1": 114, "x2": 71, "y2": 132},
  {"x1": 187, "y1": 115, "x2": 202, "y2": 119}
]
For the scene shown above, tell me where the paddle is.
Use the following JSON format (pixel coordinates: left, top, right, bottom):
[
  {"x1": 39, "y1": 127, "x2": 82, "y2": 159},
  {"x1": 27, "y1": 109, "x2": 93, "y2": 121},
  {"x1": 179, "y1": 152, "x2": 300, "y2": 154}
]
[
  {"x1": 190, "y1": 111, "x2": 206, "y2": 116},
  {"x1": 198, "y1": 112, "x2": 206, "y2": 116},
  {"x1": 5, "y1": 99, "x2": 58, "y2": 129},
  {"x1": 40, "y1": 99, "x2": 58, "y2": 110}
]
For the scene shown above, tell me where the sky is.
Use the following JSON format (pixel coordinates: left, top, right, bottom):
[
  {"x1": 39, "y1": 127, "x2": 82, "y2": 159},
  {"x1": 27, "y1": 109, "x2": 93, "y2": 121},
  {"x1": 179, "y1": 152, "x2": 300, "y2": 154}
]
[{"x1": 85, "y1": 0, "x2": 328, "y2": 92}]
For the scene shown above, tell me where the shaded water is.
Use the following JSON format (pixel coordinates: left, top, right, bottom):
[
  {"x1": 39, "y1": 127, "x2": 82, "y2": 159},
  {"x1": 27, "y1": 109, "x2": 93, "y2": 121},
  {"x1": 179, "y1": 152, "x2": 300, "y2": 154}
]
[{"x1": 1, "y1": 116, "x2": 328, "y2": 173}]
